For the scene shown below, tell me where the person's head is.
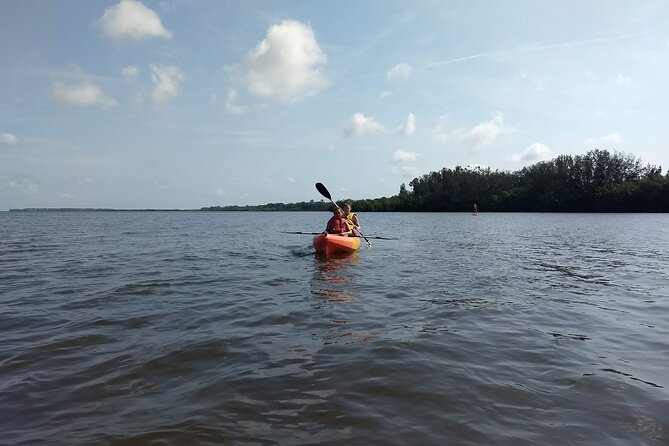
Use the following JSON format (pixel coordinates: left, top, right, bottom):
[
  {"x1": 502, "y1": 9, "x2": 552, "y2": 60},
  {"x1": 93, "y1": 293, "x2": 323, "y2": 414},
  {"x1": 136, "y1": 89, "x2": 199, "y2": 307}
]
[
  {"x1": 343, "y1": 202, "x2": 352, "y2": 213},
  {"x1": 333, "y1": 207, "x2": 343, "y2": 217}
]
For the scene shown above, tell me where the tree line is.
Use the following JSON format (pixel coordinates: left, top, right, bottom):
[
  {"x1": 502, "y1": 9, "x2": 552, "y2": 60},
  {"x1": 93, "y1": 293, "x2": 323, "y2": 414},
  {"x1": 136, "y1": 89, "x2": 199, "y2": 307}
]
[
  {"x1": 203, "y1": 150, "x2": 669, "y2": 212},
  {"x1": 202, "y1": 200, "x2": 330, "y2": 212}
]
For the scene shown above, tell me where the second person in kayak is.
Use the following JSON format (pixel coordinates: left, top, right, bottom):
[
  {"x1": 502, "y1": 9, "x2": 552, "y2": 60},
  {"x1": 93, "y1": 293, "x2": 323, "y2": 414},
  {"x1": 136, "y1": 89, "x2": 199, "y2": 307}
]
[
  {"x1": 342, "y1": 202, "x2": 361, "y2": 236},
  {"x1": 324, "y1": 207, "x2": 352, "y2": 236}
]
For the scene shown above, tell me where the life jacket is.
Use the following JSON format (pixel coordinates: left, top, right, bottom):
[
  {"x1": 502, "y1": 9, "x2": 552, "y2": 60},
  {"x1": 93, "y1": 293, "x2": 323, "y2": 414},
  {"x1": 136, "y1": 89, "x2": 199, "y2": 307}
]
[
  {"x1": 345, "y1": 212, "x2": 358, "y2": 230},
  {"x1": 326, "y1": 216, "x2": 349, "y2": 234}
]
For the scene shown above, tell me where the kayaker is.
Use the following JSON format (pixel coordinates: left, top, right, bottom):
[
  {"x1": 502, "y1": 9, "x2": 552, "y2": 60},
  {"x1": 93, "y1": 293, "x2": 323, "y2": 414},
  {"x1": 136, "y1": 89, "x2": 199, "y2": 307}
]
[
  {"x1": 342, "y1": 202, "x2": 361, "y2": 236},
  {"x1": 324, "y1": 207, "x2": 351, "y2": 236}
]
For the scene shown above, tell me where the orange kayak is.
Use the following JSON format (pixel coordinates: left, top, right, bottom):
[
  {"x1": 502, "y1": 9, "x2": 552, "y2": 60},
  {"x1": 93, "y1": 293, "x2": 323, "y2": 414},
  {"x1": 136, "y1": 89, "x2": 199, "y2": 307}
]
[{"x1": 312, "y1": 233, "x2": 361, "y2": 255}]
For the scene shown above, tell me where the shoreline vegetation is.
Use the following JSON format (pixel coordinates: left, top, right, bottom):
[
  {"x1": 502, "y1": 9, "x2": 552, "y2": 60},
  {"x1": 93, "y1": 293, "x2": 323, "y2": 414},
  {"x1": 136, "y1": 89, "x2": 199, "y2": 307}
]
[{"x1": 9, "y1": 150, "x2": 669, "y2": 213}]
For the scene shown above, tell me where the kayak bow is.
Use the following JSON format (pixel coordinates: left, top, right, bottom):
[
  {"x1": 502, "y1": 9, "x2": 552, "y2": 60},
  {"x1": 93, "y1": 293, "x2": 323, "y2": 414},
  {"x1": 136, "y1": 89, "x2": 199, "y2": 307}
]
[{"x1": 312, "y1": 233, "x2": 361, "y2": 255}]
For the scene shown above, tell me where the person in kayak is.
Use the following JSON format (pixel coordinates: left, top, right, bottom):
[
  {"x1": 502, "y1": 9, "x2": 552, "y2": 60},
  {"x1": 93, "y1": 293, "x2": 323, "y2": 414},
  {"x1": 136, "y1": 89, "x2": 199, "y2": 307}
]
[
  {"x1": 324, "y1": 207, "x2": 352, "y2": 236},
  {"x1": 342, "y1": 202, "x2": 361, "y2": 236}
]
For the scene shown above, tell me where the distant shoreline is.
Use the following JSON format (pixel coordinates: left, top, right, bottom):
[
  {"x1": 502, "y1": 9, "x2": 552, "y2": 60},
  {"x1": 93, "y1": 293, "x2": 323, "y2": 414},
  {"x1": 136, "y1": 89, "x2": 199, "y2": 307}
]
[
  {"x1": 8, "y1": 208, "x2": 197, "y2": 212},
  {"x1": 6, "y1": 208, "x2": 325, "y2": 212}
]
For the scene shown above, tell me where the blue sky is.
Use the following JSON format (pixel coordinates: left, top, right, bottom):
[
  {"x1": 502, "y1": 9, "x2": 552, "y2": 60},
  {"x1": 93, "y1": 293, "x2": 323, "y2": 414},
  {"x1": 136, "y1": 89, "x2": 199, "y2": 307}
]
[{"x1": 2, "y1": 0, "x2": 668, "y2": 209}]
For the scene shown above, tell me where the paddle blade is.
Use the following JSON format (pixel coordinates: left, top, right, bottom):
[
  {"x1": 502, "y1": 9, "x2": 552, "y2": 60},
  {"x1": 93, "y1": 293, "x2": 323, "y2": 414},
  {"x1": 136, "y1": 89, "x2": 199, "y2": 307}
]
[{"x1": 315, "y1": 182, "x2": 331, "y2": 200}]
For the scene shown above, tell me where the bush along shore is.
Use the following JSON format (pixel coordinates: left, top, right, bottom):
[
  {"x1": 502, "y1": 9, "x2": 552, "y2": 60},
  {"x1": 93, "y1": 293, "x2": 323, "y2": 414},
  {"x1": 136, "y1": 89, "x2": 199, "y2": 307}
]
[{"x1": 203, "y1": 150, "x2": 669, "y2": 213}]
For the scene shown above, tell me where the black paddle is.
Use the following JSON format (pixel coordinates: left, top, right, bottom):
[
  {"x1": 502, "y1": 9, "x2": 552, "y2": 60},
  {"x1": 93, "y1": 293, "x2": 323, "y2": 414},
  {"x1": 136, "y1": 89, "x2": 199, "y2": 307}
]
[{"x1": 315, "y1": 182, "x2": 372, "y2": 247}]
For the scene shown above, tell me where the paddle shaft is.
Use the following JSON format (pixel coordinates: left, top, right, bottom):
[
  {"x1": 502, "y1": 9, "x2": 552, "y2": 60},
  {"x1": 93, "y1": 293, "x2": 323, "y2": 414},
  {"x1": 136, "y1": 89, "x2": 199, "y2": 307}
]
[{"x1": 315, "y1": 183, "x2": 371, "y2": 246}]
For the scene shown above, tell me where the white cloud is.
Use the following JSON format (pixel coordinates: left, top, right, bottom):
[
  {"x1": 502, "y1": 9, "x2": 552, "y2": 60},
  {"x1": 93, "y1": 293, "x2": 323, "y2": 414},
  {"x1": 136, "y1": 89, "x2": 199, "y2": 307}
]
[
  {"x1": 1, "y1": 132, "x2": 18, "y2": 145},
  {"x1": 51, "y1": 82, "x2": 118, "y2": 109},
  {"x1": 61, "y1": 193, "x2": 75, "y2": 199},
  {"x1": 225, "y1": 88, "x2": 248, "y2": 114},
  {"x1": 603, "y1": 132, "x2": 623, "y2": 144},
  {"x1": 122, "y1": 65, "x2": 139, "y2": 80},
  {"x1": 242, "y1": 20, "x2": 327, "y2": 102},
  {"x1": 432, "y1": 112, "x2": 507, "y2": 149},
  {"x1": 387, "y1": 63, "x2": 413, "y2": 82},
  {"x1": 100, "y1": 0, "x2": 172, "y2": 40},
  {"x1": 509, "y1": 142, "x2": 553, "y2": 162},
  {"x1": 343, "y1": 112, "x2": 386, "y2": 137},
  {"x1": 379, "y1": 91, "x2": 393, "y2": 100},
  {"x1": 393, "y1": 149, "x2": 418, "y2": 163},
  {"x1": 392, "y1": 149, "x2": 420, "y2": 179},
  {"x1": 586, "y1": 132, "x2": 623, "y2": 147},
  {"x1": 397, "y1": 113, "x2": 416, "y2": 136},
  {"x1": 215, "y1": 189, "x2": 225, "y2": 196},
  {"x1": 149, "y1": 64, "x2": 184, "y2": 104},
  {"x1": 615, "y1": 74, "x2": 632, "y2": 86},
  {"x1": 9, "y1": 177, "x2": 39, "y2": 195},
  {"x1": 287, "y1": 176, "x2": 296, "y2": 183},
  {"x1": 460, "y1": 112, "x2": 506, "y2": 148}
]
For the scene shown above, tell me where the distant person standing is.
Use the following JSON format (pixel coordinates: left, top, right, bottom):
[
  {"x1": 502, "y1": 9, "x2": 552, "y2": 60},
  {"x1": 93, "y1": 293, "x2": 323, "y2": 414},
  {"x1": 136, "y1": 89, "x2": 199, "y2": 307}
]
[
  {"x1": 473, "y1": 202, "x2": 478, "y2": 215},
  {"x1": 342, "y1": 202, "x2": 361, "y2": 236}
]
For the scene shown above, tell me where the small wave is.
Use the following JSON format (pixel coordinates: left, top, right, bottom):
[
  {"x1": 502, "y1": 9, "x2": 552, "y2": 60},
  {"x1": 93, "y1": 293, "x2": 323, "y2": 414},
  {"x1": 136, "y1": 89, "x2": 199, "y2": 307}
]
[
  {"x1": 547, "y1": 332, "x2": 591, "y2": 341},
  {"x1": 600, "y1": 368, "x2": 663, "y2": 389},
  {"x1": 535, "y1": 261, "x2": 612, "y2": 285},
  {"x1": 1, "y1": 333, "x2": 115, "y2": 374},
  {"x1": 290, "y1": 246, "x2": 315, "y2": 257},
  {"x1": 263, "y1": 277, "x2": 299, "y2": 286},
  {"x1": 86, "y1": 316, "x2": 155, "y2": 330},
  {"x1": 110, "y1": 281, "x2": 173, "y2": 296}
]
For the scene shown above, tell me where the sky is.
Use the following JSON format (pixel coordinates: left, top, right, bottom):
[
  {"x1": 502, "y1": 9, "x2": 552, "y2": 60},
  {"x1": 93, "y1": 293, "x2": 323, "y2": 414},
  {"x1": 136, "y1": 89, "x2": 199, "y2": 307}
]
[{"x1": 1, "y1": 0, "x2": 668, "y2": 210}]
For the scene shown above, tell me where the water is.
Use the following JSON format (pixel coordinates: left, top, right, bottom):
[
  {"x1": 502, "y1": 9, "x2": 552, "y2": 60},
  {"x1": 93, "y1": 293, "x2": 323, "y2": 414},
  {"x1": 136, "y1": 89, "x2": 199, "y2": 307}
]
[{"x1": 1, "y1": 211, "x2": 668, "y2": 445}]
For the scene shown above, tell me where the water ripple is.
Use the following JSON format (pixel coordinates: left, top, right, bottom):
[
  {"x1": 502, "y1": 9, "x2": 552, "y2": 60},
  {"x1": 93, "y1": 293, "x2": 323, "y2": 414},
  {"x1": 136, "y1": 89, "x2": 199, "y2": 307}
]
[{"x1": 1, "y1": 211, "x2": 667, "y2": 446}]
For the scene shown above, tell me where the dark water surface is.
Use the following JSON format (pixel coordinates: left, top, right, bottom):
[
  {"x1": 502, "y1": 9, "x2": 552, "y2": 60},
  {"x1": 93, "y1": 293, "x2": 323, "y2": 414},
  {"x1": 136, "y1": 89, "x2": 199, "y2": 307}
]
[{"x1": 1, "y1": 211, "x2": 668, "y2": 445}]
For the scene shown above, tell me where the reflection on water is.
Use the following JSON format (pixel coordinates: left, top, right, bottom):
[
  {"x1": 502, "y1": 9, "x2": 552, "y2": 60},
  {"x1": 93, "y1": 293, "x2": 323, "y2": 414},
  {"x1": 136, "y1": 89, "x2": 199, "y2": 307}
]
[
  {"x1": 312, "y1": 251, "x2": 359, "y2": 300},
  {"x1": 310, "y1": 252, "x2": 372, "y2": 343}
]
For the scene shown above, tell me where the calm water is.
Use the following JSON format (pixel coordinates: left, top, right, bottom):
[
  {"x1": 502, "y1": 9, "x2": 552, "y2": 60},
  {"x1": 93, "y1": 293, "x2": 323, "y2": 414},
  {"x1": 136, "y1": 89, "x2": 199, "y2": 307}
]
[{"x1": 1, "y1": 211, "x2": 668, "y2": 445}]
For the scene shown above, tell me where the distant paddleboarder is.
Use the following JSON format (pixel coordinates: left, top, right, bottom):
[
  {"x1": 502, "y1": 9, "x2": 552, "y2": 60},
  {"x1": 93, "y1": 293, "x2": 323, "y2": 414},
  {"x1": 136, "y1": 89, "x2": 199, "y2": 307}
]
[{"x1": 472, "y1": 202, "x2": 478, "y2": 216}]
